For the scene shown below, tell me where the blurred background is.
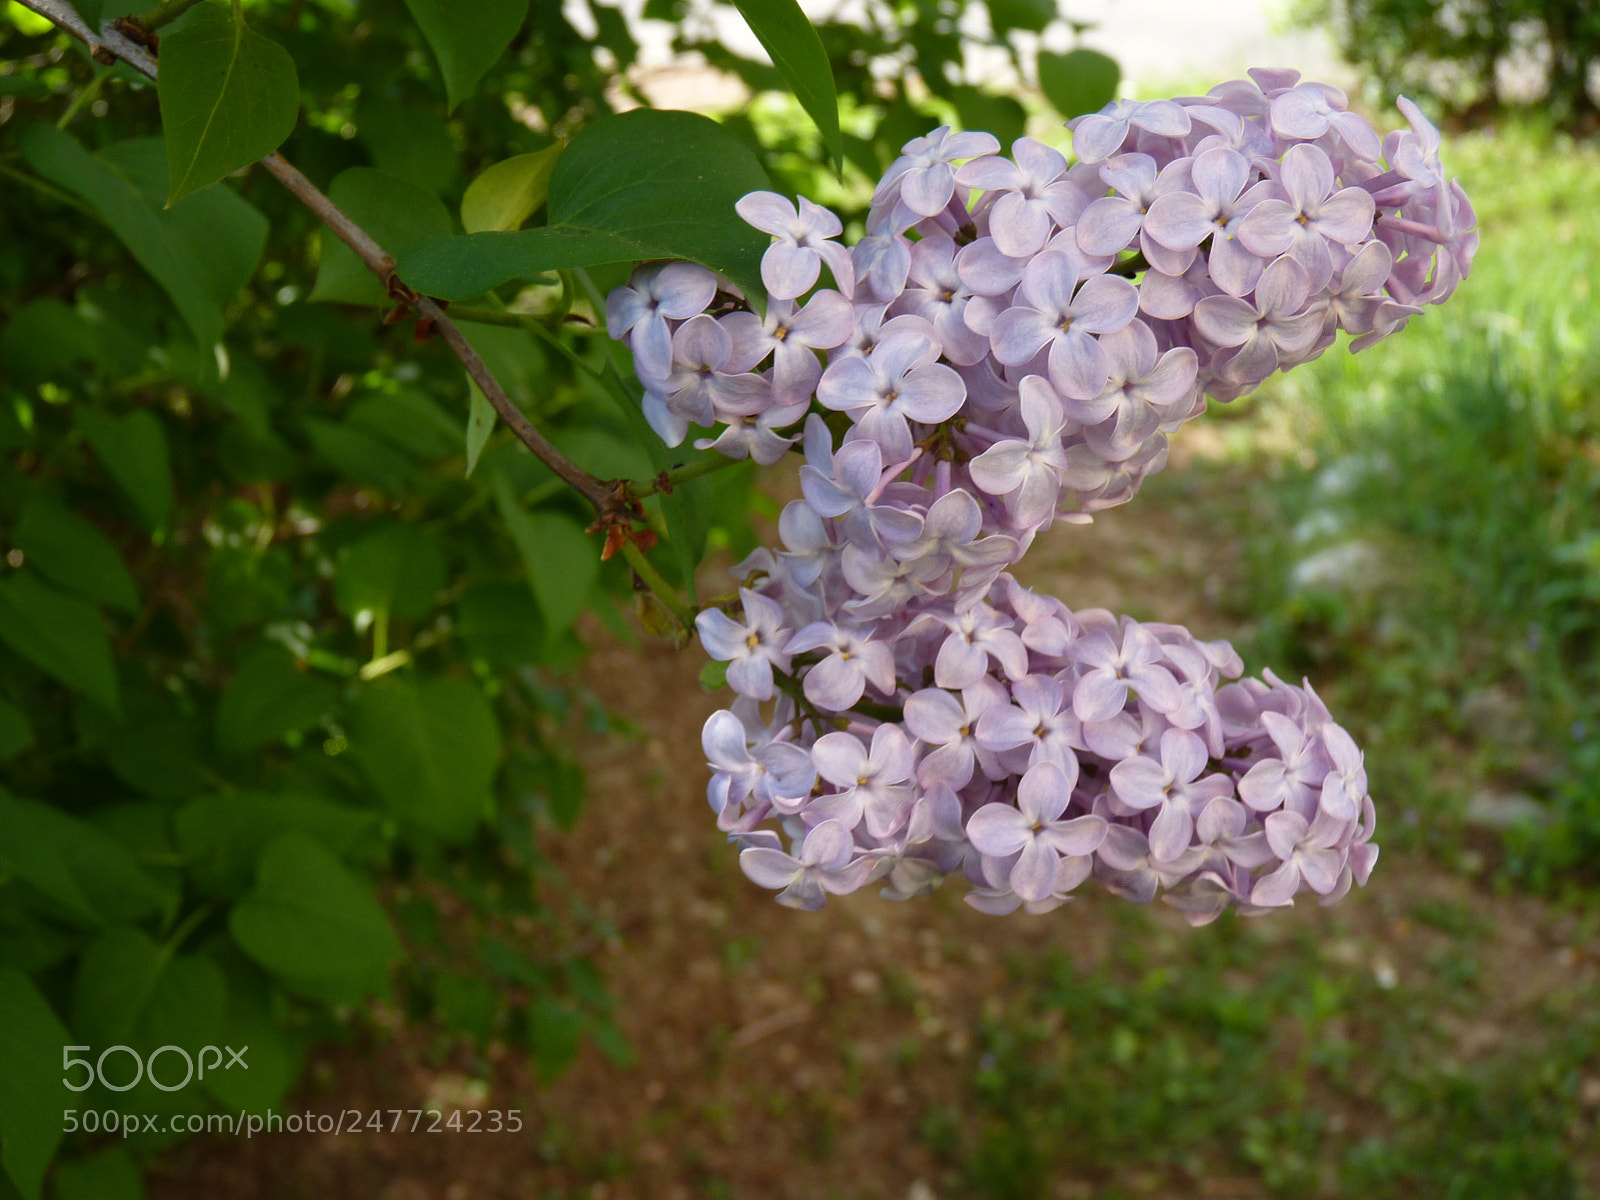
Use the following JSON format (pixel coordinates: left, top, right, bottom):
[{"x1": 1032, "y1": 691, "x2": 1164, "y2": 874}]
[{"x1": 2, "y1": 0, "x2": 1598, "y2": 1196}]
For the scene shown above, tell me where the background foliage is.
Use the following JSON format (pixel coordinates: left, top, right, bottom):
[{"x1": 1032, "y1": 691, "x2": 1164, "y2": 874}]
[
  {"x1": 1301, "y1": 0, "x2": 1600, "y2": 127},
  {"x1": 0, "y1": 0, "x2": 1119, "y2": 1195}
]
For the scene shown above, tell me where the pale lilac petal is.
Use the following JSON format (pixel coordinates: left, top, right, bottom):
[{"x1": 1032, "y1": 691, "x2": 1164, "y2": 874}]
[
  {"x1": 1017, "y1": 761, "x2": 1072, "y2": 823},
  {"x1": 740, "y1": 847, "x2": 801, "y2": 889},
  {"x1": 811, "y1": 732, "x2": 868, "y2": 787},
  {"x1": 1010, "y1": 838, "x2": 1061, "y2": 902},
  {"x1": 1108, "y1": 754, "x2": 1167, "y2": 810},
  {"x1": 805, "y1": 654, "x2": 867, "y2": 710},
  {"x1": 736, "y1": 191, "x2": 800, "y2": 236},
  {"x1": 763, "y1": 241, "x2": 821, "y2": 300},
  {"x1": 967, "y1": 803, "x2": 1031, "y2": 857},
  {"x1": 1148, "y1": 801, "x2": 1194, "y2": 862},
  {"x1": 1041, "y1": 815, "x2": 1107, "y2": 857}
]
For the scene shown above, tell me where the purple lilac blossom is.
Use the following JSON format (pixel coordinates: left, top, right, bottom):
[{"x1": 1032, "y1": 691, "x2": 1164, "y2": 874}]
[{"x1": 602, "y1": 71, "x2": 1483, "y2": 919}]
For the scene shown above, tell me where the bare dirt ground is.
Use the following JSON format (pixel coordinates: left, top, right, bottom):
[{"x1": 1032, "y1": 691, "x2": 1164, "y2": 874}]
[{"x1": 145, "y1": 452, "x2": 1599, "y2": 1200}]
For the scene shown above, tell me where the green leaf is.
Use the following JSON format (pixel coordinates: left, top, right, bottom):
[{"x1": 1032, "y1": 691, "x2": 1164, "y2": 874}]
[
  {"x1": 204, "y1": 962, "x2": 302, "y2": 1114},
  {"x1": 346, "y1": 677, "x2": 500, "y2": 841},
  {"x1": 51, "y1": 1147, "x2": 144, "y2": 1200},
  {"x1": 215, "y1": 644, "x2": 340, "y2": 755},
  {"x1": 528, "y1": 996, "x2": 584, "y2": 1082},
  {"x1": 462, "y1": 321, "x2": 546, "y2": 406},
  {"x1": 398, "y1": 109, "x2": 771, "y2": 302},
  {"x1": 0, "y1": 795, "x2": 99, "y2": 926},
  {"x1": 401, "y1": 0, "x2": 528, "y2": 111},
  {"x1": 728, "y1": 0, "x2": 842, "y2": 172},
  {"x1": 986, "y1": 0, "x2": 1055, "y2": 34},
  {"x1": 947, "y1": 85, "x2": 1027, "y2": 155},
  {"x1": 333, "y1": 522, "x2": 446, "y2": 623},
  {"x1": 303, "y1": 417, "x2": 415, "y2": 495},
  {"x1": 542, "y1": 757, "x2": 584, "y2": 831},
  {"x1": 345, "y1": 390, "x2": 461, "y2": 460},
  {"x1": 0, "y1": 907, "x2": 75, "y2": 976},
  {"x1": 552, "y1": 423, "x2": 654, "y2": 481},
  {"x1": 699, "y1": 658, "x2": 729, "y2": 691},
  {"x1": 76, "y1": 407, "x2": 174, "y2": 532},
  {"x1": 17, "y1": 125, "x2": 268, "y2": 347},
  {"x1": 1038, "y1": 47, "x2": 1121, "y2": 121},
  {"x1": 433, "y1": 971, "x2": 497, "y2": 1044},
  {"x1": 0, "y1": 570, "x2": 119, "y2": 714},
  {"x1": 492, "y1": 472, "x2": 598, "y2": 638},
  {"x1": 0, "y1": 969, "x2": 71, "y2": 1200},
  {"x1": 133, "y1": 951, "x2": 226, "y2": 1070},
  {"x1": 457, "y1": 582, "x2": 544, "y2": 671},
  {"x1": 464, "y1": 381, "x2": 495, "y2": 477},
  {"x1": 10, "y1": 496, "x2": 137, "y2": 612},
  {"x1": 309, "y1": 167, "x2": 454, "y2": 307},
  {"x1": 0, "y1": 699, "x2": 32, "y2": 760},
  {"x1": 174, "y1": 793, "x2": 377, "y2": 898},
  {"x1": 0, "y1": 299, "x2": 99, "y2": 388},
  {"x1": 460, "y1": 145, "x2": 562, "y2": 234},
  {"x1": 0, "y1": 793, "x2": 167, "y2": 927},
  {"x1": 229, "y1": 832, "x2": 401, "y2": 1001},
  {"x1": 71, "y1": 926, "x2": 165, "y2": 1048},
  {"x1": 157, "y1": 1, "x2": 300, "y2": 205},
  {"x1": 587, "y1": 1013, "x2": 635, "y2": 1068},
  {"x1": 107, "y1": 717, "x2": 210, "y2": 798},
  {"x1": 355, "y1": 94, "x2": 458, "y2": 195}
]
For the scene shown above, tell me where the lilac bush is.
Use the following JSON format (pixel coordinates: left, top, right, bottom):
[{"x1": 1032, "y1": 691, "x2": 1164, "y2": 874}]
[{"x1": 607, "y1": 70, "x2": 1473, "y2": 922}]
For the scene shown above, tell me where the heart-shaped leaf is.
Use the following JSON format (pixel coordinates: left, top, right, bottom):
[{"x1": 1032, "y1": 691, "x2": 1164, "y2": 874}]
[
  {"x1": 157, "y1": 2, "x2": 300, "y2": 205},
  {"x1": 310, "y1": 167, "x2": 454, "y2": 306},
  {"x1": 1038, "y1": 47, "x2": 1121, "y2": 121},
  {"x1": 401, "y1": 0, "x2": 528, "y2": 111},
  {"x1": 460, "y1": 144, "x2": 563, "y2": 233},
  {"x1": 0, "y1": 970, "x2": 73, "y2": 1200},
  {"x1": 397, "y1": 109, "x2": 769, "y2": 302},
  {"x1": 0, "y1": 571, "x2": 119, "y2": 714},
  {"x1": 346, "y1": 677, "x2": 501, "y2": 840},
  {"x1": 229, "y1": 832, "x2": 401, "y2": 1001},
  {"x1": 214, "y1": 645, "x2": 340, "y2": 755},
  {"x1": 17, "y1": 126, "x2": 268, "y2": 347},
  {"x1": 77, "y1": 407, "x2": 174, "y2": 532},
  {"x1": 11, "y1": 497, "x2": 138, "y2": 612}
]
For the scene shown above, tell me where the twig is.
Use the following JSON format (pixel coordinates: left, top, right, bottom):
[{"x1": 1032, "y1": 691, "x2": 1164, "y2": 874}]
[
  {"x1": 628, "y1": 453, "x2": 744, "y2": 500},
  {"x1": 262, "y1": 152, "x2": 612, "y2": 507},
  {"x1": 619, "y1": 537, "x2": 696, "y2": 630},
  {"x1": 450, "y1": 304, "x2": 607, "y2": 382},
  {"x1": 55, "y1": 69, "x2": 106, "y2": 129},
  {"x1": 14, "y1": 0, "x2": 159, "y2": 73},
  {"x1": 772, "y1": 662, "x2": 904, "y2": 726},
  {"x1": 450, "y1": 305, "x2": 606, "y2": 337},
  {"x1": 133, "y1": 0, "x2": 208, "y2": 32}
]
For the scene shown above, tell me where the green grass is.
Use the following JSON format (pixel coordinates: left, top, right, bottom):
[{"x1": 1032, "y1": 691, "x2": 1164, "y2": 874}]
[
  {"x1": 926, "y1": 901, "x2": 1598, "y2": 1199},
  {"x1": 1221, "y1": 121, "x2": 1600, "y2": 889}
]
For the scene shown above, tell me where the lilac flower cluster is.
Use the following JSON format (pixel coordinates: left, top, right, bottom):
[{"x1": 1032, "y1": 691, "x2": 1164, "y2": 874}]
[
  {"x1": 605, "y1": 71, "x2": 1471, "y2": 918},
  {"x1": 695, "y1": 565, "x2": 1378, "y2": 922}
]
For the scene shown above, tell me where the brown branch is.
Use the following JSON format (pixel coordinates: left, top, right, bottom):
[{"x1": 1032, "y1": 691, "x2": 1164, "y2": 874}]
[
  {"x1": 256, "y1": 155, "x2": 607, "y2": 508},
  {"x1": 15, "y1": 0, "x2": 612, "y2": 512},
  {"x1": 16, "y1": 0, "x2": 158, "y2": 72}
]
